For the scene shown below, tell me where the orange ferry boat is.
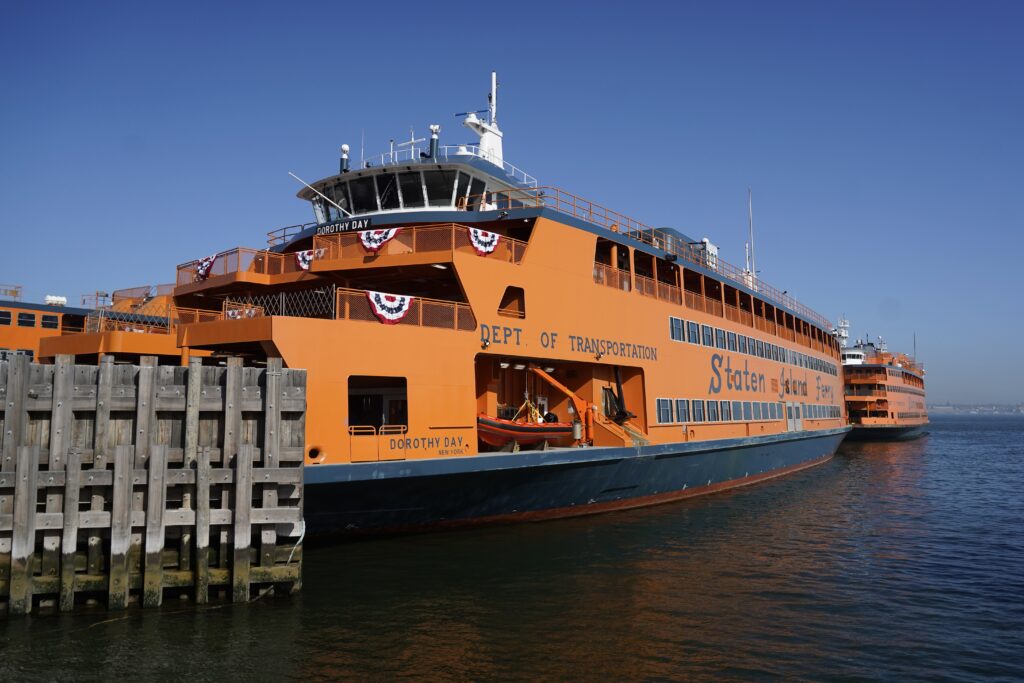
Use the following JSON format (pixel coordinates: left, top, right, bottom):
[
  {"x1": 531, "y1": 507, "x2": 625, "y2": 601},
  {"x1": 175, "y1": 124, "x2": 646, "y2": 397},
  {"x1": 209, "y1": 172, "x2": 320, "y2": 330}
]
[
  {"x1": 838, "y1": 320, "x2": 928, "y2": 440},
  {"x1": 28, "y1": 73, "x2": 850, "y2": 536}
]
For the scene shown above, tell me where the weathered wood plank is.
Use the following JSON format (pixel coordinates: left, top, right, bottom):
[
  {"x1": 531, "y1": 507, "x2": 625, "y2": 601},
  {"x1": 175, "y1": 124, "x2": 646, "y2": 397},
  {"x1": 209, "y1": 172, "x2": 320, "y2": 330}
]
[
  {"x1": 108, "y1": 445, "x2": 133, "y2": 610},
  {"x1": 1, "y1": 355, "x2": 30, "y2": 579},
  {"x1": 222, "y1": 358, "x2": 242, "y2": 569},
  {"x1": 88, "y1": 356, "x2": 114, "y2": 576},
  {"x1": 59, "y1": 449, "x2": 82, "y2": 611},
  {"x1": 260, "y1": 357, "x2": 282, "y2": 568},
  {"x1": 143, "y1": 444, "x2": 168, "y2": 607},
  {"x1": 232, "y1": 443, "x2": 254, "y2": 603},
  {"x1": 10, "y1": 445, "x2": 40, "y2": 615},
  {"x1": 195, "y1": 445, "x2": 211, "y2": 604},
  {"x1": 180, "y1": 357, "x2": 202, "y2": 571}
]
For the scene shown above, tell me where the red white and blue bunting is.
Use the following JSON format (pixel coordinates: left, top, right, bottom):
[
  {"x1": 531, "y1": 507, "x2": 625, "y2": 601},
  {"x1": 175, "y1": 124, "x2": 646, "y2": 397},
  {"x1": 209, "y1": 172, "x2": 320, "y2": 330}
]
[
  {"x1": 359, "y1": 228, "x2": 402, "y2": 253},
  {"x1": 365, "y1": 290, "x2": 415, "y2": 324},
  {"x1": 195, "y1": 254, "x2": 217, "y2": 281},
  {"x1": 294, "y1": 248, "x2": 325, "y2": 271},
  {"x1": 468, "y1": 228, "x2": 500, "y2": 256}
]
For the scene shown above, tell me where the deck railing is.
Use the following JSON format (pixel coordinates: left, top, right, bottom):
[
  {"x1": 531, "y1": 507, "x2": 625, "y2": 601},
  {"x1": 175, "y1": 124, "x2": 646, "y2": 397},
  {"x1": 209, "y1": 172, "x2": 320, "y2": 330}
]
[
  {"x1": 335, "y1": 288, "x2": 475, "y2": 331},
  {"x1": 266, "y1": 222, "x2": 317, "y2": 247},
  {"x1": 176, "y1": 248, "x2": 304, "y2": 287},
  {"x1": 592, "y1": 263, "x2": 631, "y2": 292},
  {"x1": 313, "y1": 223, "x2": 526, "y2": 265},
  {"x1": 467, "y1": 186, "x2": 832, "y2": 330}
]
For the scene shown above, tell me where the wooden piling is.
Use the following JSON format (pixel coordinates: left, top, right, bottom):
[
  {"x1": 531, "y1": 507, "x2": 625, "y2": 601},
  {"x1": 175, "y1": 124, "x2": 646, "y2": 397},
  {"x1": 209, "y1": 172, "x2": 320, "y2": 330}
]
[{"x1": 0, "y1": 356, "x2": 307, "y2": 615}]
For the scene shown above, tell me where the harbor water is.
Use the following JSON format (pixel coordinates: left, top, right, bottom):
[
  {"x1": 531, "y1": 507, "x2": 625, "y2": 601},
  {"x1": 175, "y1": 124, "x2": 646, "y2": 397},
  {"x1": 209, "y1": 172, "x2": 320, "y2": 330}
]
[{"x1": 3, "y1": 414, "x2": 1022, "y2": 681}]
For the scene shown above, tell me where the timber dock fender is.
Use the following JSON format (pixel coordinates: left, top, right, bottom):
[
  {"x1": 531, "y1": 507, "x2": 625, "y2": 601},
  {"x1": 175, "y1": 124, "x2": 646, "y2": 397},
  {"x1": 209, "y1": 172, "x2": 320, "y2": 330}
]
[{"x1": 0, "y1": 354, "x2": 307, "y2": 615}]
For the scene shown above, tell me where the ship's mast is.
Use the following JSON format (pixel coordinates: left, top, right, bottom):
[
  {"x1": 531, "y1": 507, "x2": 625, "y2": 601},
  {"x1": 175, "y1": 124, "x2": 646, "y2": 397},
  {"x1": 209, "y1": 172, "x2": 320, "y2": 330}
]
[
  {"x1": 463, "y1": 71, "x2": 504, "y2": 167},
  {"x1": 747, "y1": 187, "x2": 756, "y2": 286}
]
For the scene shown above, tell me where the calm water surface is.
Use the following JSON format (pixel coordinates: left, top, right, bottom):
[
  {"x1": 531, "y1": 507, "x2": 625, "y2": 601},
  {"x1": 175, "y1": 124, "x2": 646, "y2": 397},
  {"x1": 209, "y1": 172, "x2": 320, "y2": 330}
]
[{"x1": 3, "y1": 414, "x2": 1023, "y2": 681}]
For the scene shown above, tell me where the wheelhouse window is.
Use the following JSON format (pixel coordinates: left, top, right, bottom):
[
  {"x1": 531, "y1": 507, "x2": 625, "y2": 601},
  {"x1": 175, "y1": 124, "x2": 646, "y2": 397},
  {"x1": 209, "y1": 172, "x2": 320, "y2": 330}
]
[
  {"x1": 349, "y1": 176, "x2": 378, "y2": 213},
  {"x1": 424, "y1": 170, "x2": 458, "y2": 206},
  {"x1": 467, "y1": 177, "x2": 486, "y2": 210},
  {"x1": 376, "y1": 173, "x2": 401, "y2": 210},
  {"x1": 41, "y1": 314, "x2": 58, "y2": 329},
  {"x1": 325, "y1": 183, "x2": 351, "y2": 220},
  {"x1": 397, "y1": 172, "x2": 425, "y2": 208},
  {"x1": 17, "y1": 313, "x2": 35, "y2": 327},
  {"x1": 455, "y1": 172, "x2": 472, "y2": 207}
]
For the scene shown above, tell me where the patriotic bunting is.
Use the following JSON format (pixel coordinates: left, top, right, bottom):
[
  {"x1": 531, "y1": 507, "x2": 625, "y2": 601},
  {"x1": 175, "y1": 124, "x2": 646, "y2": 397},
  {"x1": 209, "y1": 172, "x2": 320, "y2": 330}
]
[
  {"x1": 366, "y1": 290, "x2": 415, "y2": 324},
  {"x1": 195, "y1": 254, "x2": 217, "y2": 280},
  {"x1": 359, "y1": 228, "x2": 402, "y2": 253},
  {"x1": 294, "y1": 248, "x2": 325, "y2": 271},
  {"x1": 468, "y1": 228, "x2": 500, "y2": 256}
]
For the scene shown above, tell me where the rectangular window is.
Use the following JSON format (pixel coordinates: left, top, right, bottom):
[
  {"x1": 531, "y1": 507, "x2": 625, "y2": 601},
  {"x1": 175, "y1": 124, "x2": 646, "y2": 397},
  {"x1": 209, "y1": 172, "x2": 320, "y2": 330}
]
[
  {"x1": 743, "y1": 401, "x2": 753, "y2": 421},
  {"x1": 770, "y1": 403, "x2": 778, "y2": 420},
  {"x1": 762, "y1": 402, "x2": 771, "y2": 419},
  {"x1": 702, "y1": 325, "x2": 714, "y2": 346},
  {"x1": 17, "y1": 313, "x2": 35, "y2": 327},
  {"x1": 455, "y1": 172, "x2": 472, "y2": 207},
  {"x1": 752, "y1": 402, "x2": 762, "y2": 420},
  {"x1": 737, "y1": 335, "x2": 747, "y2": 354},
  {"x1": 656, "y1": 398, "x2": 673, "y2": 424},
  {"x1": 466, "y1": 177, "x2": 486, "y2": 210},
  {"x1": 692, "y1": 399, "x2": 705, "y2": 422},
  {"x1": 715, "y1": 328, "x2": 726, "y2": 349},
  {"x1": 349, "y1": 375, "x2": 408, "y2": 429},
  {"x1": 375, "y1": 173, "x2": 401, "y2": 210},
  {"x1": 727, "y1": 332, "x2": 737, "y2": 351},
  {"x1": 720, "y1": 400, "x2": 732, "y2": 421},
  {"x1": 676, "y1": 399, "x2": 690, "y2": 423},
  {"x1": 41, "y1": 314, "x2": 58, "y2": 329},
  {"x1": 687, "y1": 321, "x2": 700, "y2": 344},
  {"x1": 670, "y1": 317, "x2": 685, "y2": 341},
  {"x1": 707, "y1": 400, "x2": 720, "y2": 422},
  {"x1": 399, "y1": 172, "x2": 425, "y2": 208},
  {"x1": 756, "y1": 340, "x2": 765, "y2": 358},
  {"x1": 423, "y1": 170, "x2": 459, "y2": 206},
  {"x1": 732, "y1": 400, "x2": 742, "y2": 420},
  {"x1": 0, "y1": 311, "x2": 10, "y2": 325},
  {"x1": 348, "y1": 176, "x2": 378, "y2": 213}
]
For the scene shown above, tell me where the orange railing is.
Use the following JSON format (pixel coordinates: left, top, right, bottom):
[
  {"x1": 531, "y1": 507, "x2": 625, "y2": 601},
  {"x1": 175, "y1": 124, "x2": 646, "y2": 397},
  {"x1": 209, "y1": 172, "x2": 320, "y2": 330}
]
[
  {"x1": 593, "y1": 263, "x2": 631, "y2": 292},
  {"x1": 266, "y1": 222, "x2": 317, "y2": 247},
  {"x1": 176, "y1": 247, "x2": 304, "y2": 287},
  {"x1": 335, "y1": 287, "x2": 475, "y2": 331},
  {"x1": 313, "y1": 223, "x2": 526, "y2": 265},
  {"x1": 466, "y1": 186, "x2": 832, "y2": 330}
]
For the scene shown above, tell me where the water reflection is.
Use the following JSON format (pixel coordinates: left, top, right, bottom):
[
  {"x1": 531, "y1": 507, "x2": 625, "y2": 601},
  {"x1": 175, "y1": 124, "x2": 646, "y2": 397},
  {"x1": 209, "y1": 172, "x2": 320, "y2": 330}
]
[{"x1": 3, "y1": 417, "x2": 1023, "y2": 681}]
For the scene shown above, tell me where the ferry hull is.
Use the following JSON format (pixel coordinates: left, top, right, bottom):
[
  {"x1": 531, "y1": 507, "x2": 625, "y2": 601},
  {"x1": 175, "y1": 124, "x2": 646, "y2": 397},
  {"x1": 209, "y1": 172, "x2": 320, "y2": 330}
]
[
  {"x1": 845, "y1": 424, "x2": 927, "y2": 441},
  {"x1": 303, "y1": 427, "x2": 849, "y2": 538}
]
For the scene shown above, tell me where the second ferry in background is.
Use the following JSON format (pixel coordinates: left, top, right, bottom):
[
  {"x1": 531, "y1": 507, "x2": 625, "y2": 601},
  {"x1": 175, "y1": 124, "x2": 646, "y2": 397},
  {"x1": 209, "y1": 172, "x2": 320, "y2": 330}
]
[
  {"x1": 27, "y1": 73, "x2": 850, "y2": 536},
  {"x1": 838, "y1": 319, "x2": 928, "y2": 440}
]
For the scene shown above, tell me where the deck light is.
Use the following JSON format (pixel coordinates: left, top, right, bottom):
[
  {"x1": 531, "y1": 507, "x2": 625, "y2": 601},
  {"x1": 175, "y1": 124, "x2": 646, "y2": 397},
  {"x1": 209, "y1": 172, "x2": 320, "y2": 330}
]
[
  {"x1": 543, "y1": 367, "x2": 555, "y2": 373},
  {"x1": 513, "y1": 364, "x2": 526, "y2": 371},
  {"x1": 499, "y1": 361, "x2": 510, "y2": 369},
  {"x1": 482, "y1": 339, "x2": 490, "y2": 349},
  {"x1": 431, "y1": 264, "x2": 448, "y2": 270}
]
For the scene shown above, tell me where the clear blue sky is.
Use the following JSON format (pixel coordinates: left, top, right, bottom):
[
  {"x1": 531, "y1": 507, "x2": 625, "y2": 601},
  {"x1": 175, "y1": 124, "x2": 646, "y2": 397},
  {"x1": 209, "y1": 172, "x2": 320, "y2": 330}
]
[{"x1": 2, "y1": 1, "x2": 1021, "y2": 404}]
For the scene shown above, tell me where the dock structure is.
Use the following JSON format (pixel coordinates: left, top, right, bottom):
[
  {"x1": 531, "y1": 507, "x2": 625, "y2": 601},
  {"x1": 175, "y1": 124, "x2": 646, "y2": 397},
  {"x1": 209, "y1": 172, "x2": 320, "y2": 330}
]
[{"x1": 0, "y1": 354, "x2": 306, "y2": 615}]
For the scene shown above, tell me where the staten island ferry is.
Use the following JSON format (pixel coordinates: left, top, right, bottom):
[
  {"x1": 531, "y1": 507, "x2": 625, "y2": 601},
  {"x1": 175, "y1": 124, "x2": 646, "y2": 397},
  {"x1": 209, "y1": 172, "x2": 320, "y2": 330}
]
[
  {"x1": 838, "y1": 319, "x2": 928, "y2": 440},
  {"x1": 37, "y1": 73, "x2": 849, "y2": 536}
]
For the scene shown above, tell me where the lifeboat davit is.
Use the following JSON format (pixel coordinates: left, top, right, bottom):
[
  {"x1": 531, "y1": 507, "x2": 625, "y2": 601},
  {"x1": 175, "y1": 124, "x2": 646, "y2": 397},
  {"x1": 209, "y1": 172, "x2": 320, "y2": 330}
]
[{"x1": 477, "y1": 413, "x2": 574, "y2": 448}]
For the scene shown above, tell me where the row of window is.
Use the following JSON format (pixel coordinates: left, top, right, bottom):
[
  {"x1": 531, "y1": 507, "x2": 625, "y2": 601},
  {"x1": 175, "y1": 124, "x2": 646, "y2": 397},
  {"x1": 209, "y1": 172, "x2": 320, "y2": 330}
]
[
  {"x1": 843, "y1": 383, "x2": 926, "y2": 397},
  {"x1": 0, "y1": 349, "x2": 34, "y2": 361},
  {"x1": 0, "y1": 311, "x2": 59, "y2": 329},
  {"x1": 655, "y1": 398, "x2": 841, "y2": 425},
  {"x1": 896, "y1": 412, "x2": 927, "y2": 419},
  {"x1": 669, "y1": 316, "x2": 838, "y2": 376},
  {"x1": 314, "y1": 170, "x2": 491, "y2": 222}
]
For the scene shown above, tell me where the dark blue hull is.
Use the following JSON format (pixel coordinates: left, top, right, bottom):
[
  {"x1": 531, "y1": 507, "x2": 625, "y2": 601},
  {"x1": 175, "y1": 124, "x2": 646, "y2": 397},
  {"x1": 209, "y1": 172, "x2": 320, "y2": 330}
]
[
  {"x1": 846, "y1": 424, "x2": 928, "y2": 441},
  {"x1": 303, "y1": 427, "x2": 850, "y2": 538}
]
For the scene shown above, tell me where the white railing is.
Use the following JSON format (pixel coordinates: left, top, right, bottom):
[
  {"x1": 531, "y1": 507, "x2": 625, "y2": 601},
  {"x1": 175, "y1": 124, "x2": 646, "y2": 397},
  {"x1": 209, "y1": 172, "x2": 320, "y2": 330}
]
[{"x1": 361, "y1": 145, "x2": 538, "y2": 188}]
